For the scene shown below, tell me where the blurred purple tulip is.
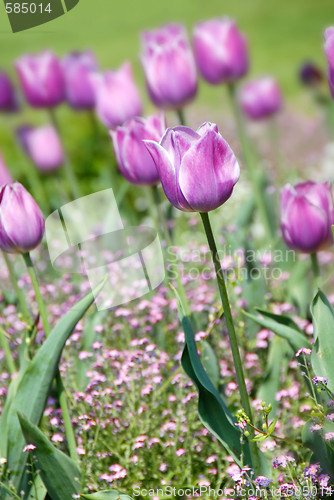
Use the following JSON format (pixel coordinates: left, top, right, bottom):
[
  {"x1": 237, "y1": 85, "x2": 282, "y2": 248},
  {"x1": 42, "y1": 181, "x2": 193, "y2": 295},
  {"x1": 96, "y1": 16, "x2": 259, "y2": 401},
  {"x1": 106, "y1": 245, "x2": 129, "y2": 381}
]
[
  {"x1": 240, "y1": 77, "x2": 282, "y2": 120},
  {"x1": 324, "y1": 27, "x2": 334, "y2": 97},
  {"x1": 91, "y1": 62, "x2": 142, "y2": 129},
  {"x1": 18, "y1": 125, "x2": 64, "y2": 172},
  {"x1": 111, "y1": 114, "x2": 165, "y2": 186},
  {"x1": 193, "y1": 18, "x2": 248, "y2": 84},
  {"x1": 144, "y1": 122, "x2": 240, "y2": 212},
  {"x1": 62, "y1": 51, "x2": 98, "y2": 110},
  {"x1": 299, "y1": 62, "x2": 323, "y2": 87},
  {"x1": 140, "y1": 24, "x2": 197, "y2": 108},
  {"x1": 0, "y1": 152, "x2": 12, "y2": 186},
  {"x1": 15, "y1": 51, "x2": 65, "y2": 108},
  {"x1": 0, "y1": 71, "x2": 18, "y2": 112},
  {"x1": 281, "y1": 181, "x2": 334, "y2": 253},
  {"x1": 0, "y1": 182, "x2": 45, "y2": 254}
]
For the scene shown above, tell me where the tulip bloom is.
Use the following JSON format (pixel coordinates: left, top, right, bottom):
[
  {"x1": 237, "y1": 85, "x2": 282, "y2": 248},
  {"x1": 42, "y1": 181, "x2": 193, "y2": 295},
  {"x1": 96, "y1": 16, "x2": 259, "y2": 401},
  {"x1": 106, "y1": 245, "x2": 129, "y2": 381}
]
[
  {"x1": 111, "y1": 114, "x2": 165, "y2": 185},
  {"x1": 240, "y1": 77, "x2": 282, "y2": 120},
  {"x1": 140, "y1": 24, "x2": 197, "y2": 108},
  {"x1": 0, "y1": 71, "x2": 18, "y2": 112},
  {"x1": 18, "y1": 125, "x2": 64, "y2": 172},
  {"x1": 15, "y1": 51, "x2": 65, "y2": 108},
  {"x1": 0, "y1": 182, "x2": 45, "y2": 253},
  {"x1": 324, "y1": 27, "x2": 334, "y2": 98},
  {"x1": 0, "y1": 152, "x2": 12, "y2": 186},
  {"x1": 144, "y1": 122, "x2": 240, "y2": 212},
  {"x1": 193, "y1": 18, "x2": 248, "y2": 85},
  {"x1": 91, "y1": 62, "x2": 142, "y2": 129},
  {"x1": 62, "y1": 51, "x2": 98, "y2": 110},
  {"x1": 280, "y1": 182, "x2": 334, "y2": 254}
]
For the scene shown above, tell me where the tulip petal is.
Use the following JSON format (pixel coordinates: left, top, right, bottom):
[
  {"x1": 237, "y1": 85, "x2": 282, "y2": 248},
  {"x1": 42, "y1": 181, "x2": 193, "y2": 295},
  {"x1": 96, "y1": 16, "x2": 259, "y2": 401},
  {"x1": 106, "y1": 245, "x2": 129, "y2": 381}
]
[{"x1": 179, "y1": 129, "x2": 240, "y2": 212}]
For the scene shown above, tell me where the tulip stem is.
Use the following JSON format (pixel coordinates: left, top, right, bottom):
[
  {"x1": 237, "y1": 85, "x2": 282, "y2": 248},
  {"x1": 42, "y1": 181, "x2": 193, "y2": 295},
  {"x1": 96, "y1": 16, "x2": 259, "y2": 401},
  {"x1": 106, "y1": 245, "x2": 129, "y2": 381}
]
[
  {"x1": 228, "y1": 83, "x2": 274, "y2": 239},
  {"x1": 3, "y1": 253, "x2": 30, "y2": 320},
  {"x1": 49, "y1": 110, "x2": 80, "y2": 200},
  {"x1": 22, "y1": 252, "x2": 79, "y2": 464},
  {"x1": 176, "y1": 108, "x2": 186, "y2": 126},
  {"x1": 200, "y1": 212, "x2": 261, "y2": 473},
  {"x1": 0, "y1": 325, "x2": 16, "y2": 375},
  {"x1": 310, "y1": 252, "x2": 319, "y2": 278}
]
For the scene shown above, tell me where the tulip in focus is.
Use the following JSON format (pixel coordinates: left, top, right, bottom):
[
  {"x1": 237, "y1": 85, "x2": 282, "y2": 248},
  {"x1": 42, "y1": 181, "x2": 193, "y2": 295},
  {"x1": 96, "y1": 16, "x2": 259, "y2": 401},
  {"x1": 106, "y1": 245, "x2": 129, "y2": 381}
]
[
  {"x1": 0, "y1": 182, "x2": 45, "y2": 254},
  {"x1": 140, "y1": 24, "x2": 197, "y2": 109},
  {"x1": 91, "y1": 62, "x2": 142, "y2": 129},
  {"x1": 0, "y1": 71, "x2": 18, "y2": 112},
  {"x1": 193, "y1": 18, "x2": 248, "y2": 84},
  {"x1": 280, "y1": 181, "x2": 333, "y2": 254},
  {"x1": 111, "y1": 114, "x2": 165, "y2": 185},
  {"x1": 62, "y1": 51, "x2": 98, "y2": 110},
  {"x1": 15, "y1": 51, "x2": 65, "y2": 108},
  {"x1": 0, "y1": 152, "x2": 12, "y2": 186},
  {"x1": 324, "y1": 27, "x2": 334, "y2": 98},
  {"x1": 18, "y1": 125, "x2": 64, "y2": 172},
  {"x1": 240, "y1": 77, "x2": 282, "y2": 120},
  {"x1": 144, "y1": 122, "x2": 240, "y2": 212}
]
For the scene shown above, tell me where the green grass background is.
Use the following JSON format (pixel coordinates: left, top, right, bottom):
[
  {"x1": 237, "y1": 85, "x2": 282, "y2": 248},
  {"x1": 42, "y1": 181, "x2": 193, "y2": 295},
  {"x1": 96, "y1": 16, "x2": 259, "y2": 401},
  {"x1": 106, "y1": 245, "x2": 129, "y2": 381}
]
[{"x1": 0, "y1": 0, "x2": 333, "y2": 108}]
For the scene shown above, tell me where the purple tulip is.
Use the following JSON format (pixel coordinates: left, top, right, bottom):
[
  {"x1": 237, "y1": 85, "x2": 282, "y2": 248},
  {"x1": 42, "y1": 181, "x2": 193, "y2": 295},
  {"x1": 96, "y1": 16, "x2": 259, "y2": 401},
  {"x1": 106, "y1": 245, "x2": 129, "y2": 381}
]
[
  {"x1": 324, "y1": 27, "x2": 334, "y2": 97},
  {"x1": 299, "y1": 62, "x2": 323, "y2": 87},
  {"x1": 91, "y1": 62, "x2": 142, "y2": 129},
  {"x1": 193, "y1": 18, "x2": 248, "y2": 85},
  {"x1": 0, "y1": 71, "x2": 18, "y2": 112},
  {"x1": 140, "y1": 24, "x2": 197, "y2": 108},
  {"x1": 18, "y1": 125, "x2": 64, "y2": 172},
  {"x1": 62, "y1": 51, "x2": 98, "y2": 110},
  {"x1": 0, "y1": 152, "x2": 12, "y2": 186},
  {"x1": 111, "y1": 114, "x2": 165, "y2": 186},
  {"x1": 144, "y1": 122, "x2": 240, "y2": 212},
  {"x1": 0, "y1": 182, "x2": 45, "y2": 254},
  {"x1": 240, "y1": 77, "x2": 282, "y2": 120},
  {"x1": 281, "y1": 182, "x2": 334, "y2": 253},
  {"x1": 15, "y1": 51, "x2": 65, "y2": 108}
]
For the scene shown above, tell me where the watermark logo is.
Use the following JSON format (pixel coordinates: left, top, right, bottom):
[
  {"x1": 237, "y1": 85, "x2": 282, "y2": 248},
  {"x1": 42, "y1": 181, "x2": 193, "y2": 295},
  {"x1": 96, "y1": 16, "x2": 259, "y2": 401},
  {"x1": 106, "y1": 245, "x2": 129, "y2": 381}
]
[
  {"x1": 45, "y1": 188, "x2": 165, "y2": 310},
  {"x1": 3, "y1": 0, "x2": 79, "y2": 33}
]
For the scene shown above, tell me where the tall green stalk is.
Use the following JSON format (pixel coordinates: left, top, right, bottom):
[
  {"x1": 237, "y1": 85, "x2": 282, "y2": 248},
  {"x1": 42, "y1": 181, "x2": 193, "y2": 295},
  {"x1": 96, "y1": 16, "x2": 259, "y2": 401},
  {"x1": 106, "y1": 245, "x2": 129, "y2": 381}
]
[
  {"x1": 3, "y1": 253, "x2": 30, "y2": 320},
  {"x1": 200, "y1": 212, "x2": 261, "y2": 473},
  {"x1": 176, "y1": 108, "x2": 186, "y2": 126},
  {"x1": 0, "y1": 326, "x2": 16, "y2": 375},
  {"x1": 228, "y1": 83, "x2": 273, "y2": 239},
  {"x1": 310, "y1": 252, "x2": 319, "y2": 279},
  {"x1": 22, "y1": 252, "x2": 79, "y2": 464}
]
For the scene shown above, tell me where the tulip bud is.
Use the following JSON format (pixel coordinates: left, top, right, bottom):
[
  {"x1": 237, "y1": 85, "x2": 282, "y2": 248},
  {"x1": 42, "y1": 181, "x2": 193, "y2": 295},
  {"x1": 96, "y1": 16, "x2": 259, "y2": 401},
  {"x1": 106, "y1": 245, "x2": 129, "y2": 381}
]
[
  {"x1": 15, "y1": 51, "x2": 65, "y2": 108},
  {"x1": 62, "y1": 51, "x2": 98, "y2": 110},
  {"x1": 0, "y1": 182, "x2": 45, "y2": 254},
  {"x1": 140, "y1": 24, "x2": 197, "y2": 108},
  {"x1": 193, "y1": 18, "x2": 248, "y2": 84},
  {"x1": 111, "y1": 114, "x2": 165, "y2": 186},
  {"x1": 240, "y1": 77, "x2": 282, "y2": 120},
  {"x1": 299, "y1": 62, "x2": 323, "y2": 87},
  {"x1": 280, "y1": 181, "x2": 334, "y2": 253},
  {"x1": 144, "y1": 122, "x2": 240, "y2": 212},
  {"x1": 324, "y1": 27, "x2": 334, "y2": 98},
  {"x1": 17, "y1": 125, "x2": 64, "y2": 172},
  {"x1": 91, "y1": 62, "x2": 142, "y2": 129},
  {"x1": 0, "y1": 70, "x2": 18, "y2": 112},
  {"x1": 0, "y1": 152, "x2": 12, "y2": 186}
]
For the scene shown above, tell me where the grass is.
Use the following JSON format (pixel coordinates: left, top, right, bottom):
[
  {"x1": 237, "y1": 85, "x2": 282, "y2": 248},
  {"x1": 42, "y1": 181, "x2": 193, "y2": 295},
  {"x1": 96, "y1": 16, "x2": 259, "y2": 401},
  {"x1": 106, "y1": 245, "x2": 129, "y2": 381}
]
[{"x1": 0, "y1": 0, "x2": 333, "y2": 109}]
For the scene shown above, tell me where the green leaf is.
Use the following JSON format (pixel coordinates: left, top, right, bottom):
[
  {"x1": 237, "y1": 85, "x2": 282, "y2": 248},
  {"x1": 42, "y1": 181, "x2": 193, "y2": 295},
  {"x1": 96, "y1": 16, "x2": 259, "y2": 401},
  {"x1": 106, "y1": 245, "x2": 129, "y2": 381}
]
[
  {"x1": 81, "y1": 490, "x2": 133, "y2": 499},
  {"x1": 267, "y1": 417, "x2": 278, "y2": 435},
  {"x1": 26, "y1": 473, "x2": 47, "y2": 499},
  {"x1": 302, "y1": 419, "x2": 334, "y2": 476},
  {"x1": 257, "y1": 336, "x2": 291, "y2": 415},
  {"x1": 201, "y1": 341, "x2": 220, "y2": 390},
  {"x1": 311, "y1": 290, "x2": 334, "y2": 393},
  {"x1": 243, "y1": 308, "x2": 312, "y2": 353},
  {"x1": 18, "y1": 412, "x2": 80, "y2": 500},
  {"x1": 6, "y1": 280, "x2": 105, "y2": 491},
  {"x1": 172, "y1": 289, "x2": 251, "y2": 467}
]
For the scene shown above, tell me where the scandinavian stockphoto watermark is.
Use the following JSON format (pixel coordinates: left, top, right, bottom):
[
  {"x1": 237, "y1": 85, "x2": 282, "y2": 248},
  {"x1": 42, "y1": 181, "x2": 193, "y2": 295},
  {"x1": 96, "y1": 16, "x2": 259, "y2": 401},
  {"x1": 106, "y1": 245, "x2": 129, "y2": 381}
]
[{"x1": 44, "y1": 188, "x2": 165, "y2": 311}]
